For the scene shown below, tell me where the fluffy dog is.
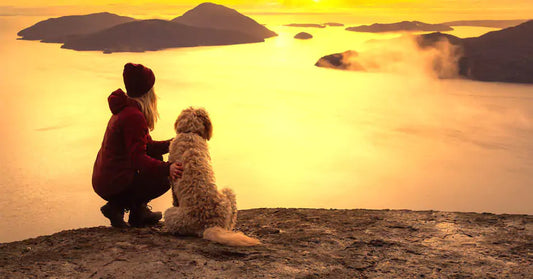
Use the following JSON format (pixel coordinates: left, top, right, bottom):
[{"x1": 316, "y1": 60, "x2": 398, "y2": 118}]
[{"x1": 164, "y1": 107, "x2": 260, "y2": 246}]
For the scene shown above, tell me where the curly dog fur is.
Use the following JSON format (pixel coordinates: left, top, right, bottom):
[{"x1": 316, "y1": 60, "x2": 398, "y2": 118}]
[{"x1": 164, "y1": 107, "x2": 260, "y2": 246}]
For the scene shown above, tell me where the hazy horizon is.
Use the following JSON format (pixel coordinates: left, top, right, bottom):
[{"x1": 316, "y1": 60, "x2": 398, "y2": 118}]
[{"x1": 2, "y1": 0, "x2": 532, "y2": 22}]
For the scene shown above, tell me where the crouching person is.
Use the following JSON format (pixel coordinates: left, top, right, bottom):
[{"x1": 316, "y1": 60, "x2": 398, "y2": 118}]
[{"x1": 92, "y1": 63, "x2": 182, "y2": 228}]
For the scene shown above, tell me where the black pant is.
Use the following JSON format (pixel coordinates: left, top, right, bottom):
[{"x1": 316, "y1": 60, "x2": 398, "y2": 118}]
[{"x1": 107, "y1": 154, "x2": 170, "y2": 209}]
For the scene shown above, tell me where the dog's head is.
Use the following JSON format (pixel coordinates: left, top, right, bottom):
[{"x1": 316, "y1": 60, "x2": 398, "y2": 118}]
[{"x1": 174, "y1": 107, "x2": 212, "y2": 140}]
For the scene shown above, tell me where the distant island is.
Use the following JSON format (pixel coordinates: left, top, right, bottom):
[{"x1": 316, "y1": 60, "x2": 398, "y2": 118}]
[
  {"x1": 323, "y1": 22, "x2": 344, "y2": 27},
  {"x1": 285, "y1": 23, "x2": 344, "y2": 28},
  {"x1": 345, "y1": 21, "x2": 453, "y2": 33},
  {"x1": 285, "y1": 23, "x2": 326, "y2": 28},
  {"x1": 17, "y1": 12, "x2": 135, "y2": 43},
  {"x1": 18, "y1": 3, "x2": 277, "y2": 53},
  {"x1": 1, "y1": 208, "x2": 530, "y2": 278},
  {"x1": 317, "y1": 20, "x2": 533, "y2": 84},
  {"x1": 315, "y1": 50, "x2": 363, "y2": 70},
  {"x1": 441, "y1": 20, "x2": 528, "y2": 28},
  {"x1": 172, "y1": 2, "x2": 277, "y2": 39},
  {"x1": 294, "y1": 32, "x2": 313, "y2": 40}
]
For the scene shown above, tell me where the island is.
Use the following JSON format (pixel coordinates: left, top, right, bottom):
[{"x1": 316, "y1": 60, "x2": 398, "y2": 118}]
[
  {"x1": 315, "y1": 50, "x2": 363, "y2": 70},
  {"x1": 285, "y1": 23, "x2": 326, "y2": 28},
  {"x1": 0, "y1": 208, "x2": 530, "y2": 278},
  {"x1": 294, "y1": 32, "x2": 313, "y2": 40},
  {"x1": 61, "y1": 19, "x2": 267, "y2": 53},
  {"x1": 345, "y1": 21, "x2": 453, "y2": 33},
  {"x1": 459, "y1": 20, "x2": 533, "y2": 83},
  {"x1": 317, "y1": 20, "x2": 533, "y2": 84},
  {"x1": 172, "y1": 2, "x2": 277, "y2": 39},
  {"x1": 18, "y1": 3, "x2": 278, "y2": 53},
  {"x1": 17, "y1": 12, "x2": 135, "y2": 43},
  {"x1": 324, "y1": 22, "x2": 344, "y2": 27},
  {"x1": 441, "y1": 20, "x2": 528, "y2": 28}
]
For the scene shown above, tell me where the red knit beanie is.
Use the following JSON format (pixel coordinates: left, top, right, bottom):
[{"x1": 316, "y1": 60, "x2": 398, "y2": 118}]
[{"x1": 123, "y1": 63, "x2": 155, "y2": 98}]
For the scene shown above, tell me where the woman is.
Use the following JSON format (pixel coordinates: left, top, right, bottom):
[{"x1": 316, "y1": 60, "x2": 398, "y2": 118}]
[{"x1": 92, "y1": 63, "x2": 183, "y2": 228}]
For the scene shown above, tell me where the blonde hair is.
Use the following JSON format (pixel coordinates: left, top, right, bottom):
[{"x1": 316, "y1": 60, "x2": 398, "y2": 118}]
[{"x1": 132, "y1": 87, "x2": 159, "y2": 131}]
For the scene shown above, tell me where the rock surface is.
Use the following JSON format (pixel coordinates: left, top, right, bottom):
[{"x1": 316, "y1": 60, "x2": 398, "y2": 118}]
[
  {"x1": 294, "y1": 32, "x2": 313, "y2": 40},
  {"x1": 346, "y1": 21, "x2": 453, "y2": 33},
  {"x1": 17, "y1": 12, "x2": 135, "y2": 43},
  {"x1": 441, "y1": 20, "x2": 527, "y2": 28},
  {"x1": 172, "y1": 2, "x2": 277, "y2": 39},
  {"x1": 1, "y1": 208, "x2": 531, "y2": 278}
]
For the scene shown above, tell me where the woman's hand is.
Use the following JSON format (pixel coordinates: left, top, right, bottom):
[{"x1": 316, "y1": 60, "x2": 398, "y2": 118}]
[{"x1": 170, "y1": 162, "x2": 184, "y2": 180}]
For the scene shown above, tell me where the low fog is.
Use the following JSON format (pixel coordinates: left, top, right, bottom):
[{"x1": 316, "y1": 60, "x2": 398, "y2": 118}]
[{"x1": 339, "y1": 34, "x2": 462, "y2": 78}]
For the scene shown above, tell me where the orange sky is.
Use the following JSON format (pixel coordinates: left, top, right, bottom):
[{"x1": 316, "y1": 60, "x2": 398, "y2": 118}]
[{"x1": 1, "y1": 0, "x2": 532, "y2": 20}]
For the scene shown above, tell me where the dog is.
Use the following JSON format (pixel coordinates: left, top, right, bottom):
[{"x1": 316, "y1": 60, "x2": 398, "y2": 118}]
[{"x1": 164, "y1": 107, "x2": 260, "y2": 246}]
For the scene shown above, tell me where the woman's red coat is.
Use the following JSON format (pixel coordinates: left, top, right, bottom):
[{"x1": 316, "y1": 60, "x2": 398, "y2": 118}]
[{"x1": 92, "y1": 89, "x2": 171, "y2": 199}]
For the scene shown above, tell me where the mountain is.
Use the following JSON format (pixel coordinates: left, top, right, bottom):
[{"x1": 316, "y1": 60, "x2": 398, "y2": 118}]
[
  {"x1": 17, "y1": 12, "x2": 135, "y2": 43},
  {"x1": 346, "y1": 21, "x2": 453, "y2": 33},
  {"x1": 441, "y1": 20, "x2": 528, "y2": 28},
  {"x1": 61, "y1": 19, "x2": 265, "y2": 53},
  {"x1": 415, "y1": 32, "x2": 463, "y2": 48},
  {"x1": 459, "y1": 20, "x2": 533, "y2": 83},
  {"x1": 172, "y1": 2, "x2": 277, "y2": 39}
]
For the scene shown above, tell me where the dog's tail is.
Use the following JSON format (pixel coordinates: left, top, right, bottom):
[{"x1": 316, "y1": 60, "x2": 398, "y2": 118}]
[
  {"x1": 221, "y1": 188, "x2": 237, "y2": 227},
  {"x1": 203, "y1": 226, "x2": 261, "y2": 246}
]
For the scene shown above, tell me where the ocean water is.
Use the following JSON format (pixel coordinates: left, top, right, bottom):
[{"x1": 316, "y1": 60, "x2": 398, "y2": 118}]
[{"x1": 0, "y1": 15, "x2": 532, "y2": 243}]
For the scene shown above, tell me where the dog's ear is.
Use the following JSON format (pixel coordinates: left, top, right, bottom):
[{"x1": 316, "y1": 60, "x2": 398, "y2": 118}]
[
  {"x1": 195, "y1": 108, "x2": 212, "y2": 140},
  {"x1": 175, "y1": 107, "x2": 194, "y2": 134}
]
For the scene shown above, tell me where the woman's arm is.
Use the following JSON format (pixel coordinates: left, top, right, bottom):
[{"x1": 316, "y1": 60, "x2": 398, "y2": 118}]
[{"x1": 146, "y1": 135, "x2": 171, "y2": 158}]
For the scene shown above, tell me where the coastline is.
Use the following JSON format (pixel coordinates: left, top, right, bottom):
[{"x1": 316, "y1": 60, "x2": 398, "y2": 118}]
[{"x1": 1, "y1": 208, "x2": 531, "y2": 278}]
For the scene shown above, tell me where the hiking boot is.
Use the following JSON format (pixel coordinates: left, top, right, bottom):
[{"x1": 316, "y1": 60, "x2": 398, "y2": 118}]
[
  {"x1": 101, "y1": 202, "x2": 129, "y2": 228},
  {"x1": 128, "y1": 203, "x2": 162, "y2": 228}
]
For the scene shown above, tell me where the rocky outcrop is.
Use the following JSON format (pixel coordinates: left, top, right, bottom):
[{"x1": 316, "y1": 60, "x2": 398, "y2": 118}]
[
  {"x1": 172, "y1": 2, "x2": 277, "y2": 40},
  {"x1": 294, "y1": 32, "x2": 313, "y2": 40},
  {"x1": 0, "y1": 208, "x2": 531, "y2": 278},
  {"x1": 346, "y1": 21, "x2": 453, "y2": 33},
  {"x1": 441, "y1": 20, "x2": 527, "y2": 28},
  {"x1": 17, "y1": 12, "x2": 135, "y2": 43}
]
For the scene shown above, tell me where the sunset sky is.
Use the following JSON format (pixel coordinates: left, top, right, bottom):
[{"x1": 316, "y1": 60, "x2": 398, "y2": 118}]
[{"x1": 1, "y1": 0, "x2": 532, "y2": 20}]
